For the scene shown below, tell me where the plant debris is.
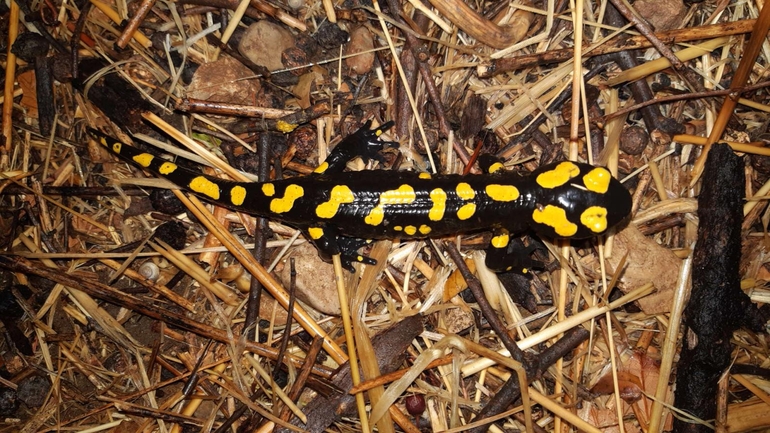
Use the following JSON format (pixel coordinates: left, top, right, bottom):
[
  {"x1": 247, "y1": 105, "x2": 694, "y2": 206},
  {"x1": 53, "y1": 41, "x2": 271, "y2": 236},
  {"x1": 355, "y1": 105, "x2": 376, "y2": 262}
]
[{"x1": 3, "y1": 0, "x2": 770, "y2": 431}]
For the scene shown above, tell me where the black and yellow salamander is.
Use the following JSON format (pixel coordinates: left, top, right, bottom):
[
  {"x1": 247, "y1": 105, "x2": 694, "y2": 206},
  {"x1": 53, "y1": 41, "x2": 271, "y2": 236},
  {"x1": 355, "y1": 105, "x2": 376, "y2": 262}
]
[{"x1": 91, "y1": 122, "x2": 632, "y2": 272}]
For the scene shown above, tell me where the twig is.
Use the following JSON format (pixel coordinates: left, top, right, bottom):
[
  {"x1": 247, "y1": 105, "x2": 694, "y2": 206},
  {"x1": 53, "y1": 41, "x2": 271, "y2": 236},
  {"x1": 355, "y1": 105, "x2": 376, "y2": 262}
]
[
  {"x1": 442, "y1": 242, "x2": 530, "y2": 368},
  {"x1": 116, "y1": 0, "x2": 157, "y2": 49},
  {"x1": 481, "y1": 19, "x2": 757, "y2": 74},
  {"x1": 607, "y1": 0, "x2": 685, "y2": 71}
]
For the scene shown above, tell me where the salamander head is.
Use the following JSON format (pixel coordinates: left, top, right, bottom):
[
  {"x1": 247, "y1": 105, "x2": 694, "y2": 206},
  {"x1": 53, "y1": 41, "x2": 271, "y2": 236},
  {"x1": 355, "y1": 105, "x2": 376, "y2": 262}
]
[{"x1": 528, "y1": 161, "x2": 632, "y2": 239}]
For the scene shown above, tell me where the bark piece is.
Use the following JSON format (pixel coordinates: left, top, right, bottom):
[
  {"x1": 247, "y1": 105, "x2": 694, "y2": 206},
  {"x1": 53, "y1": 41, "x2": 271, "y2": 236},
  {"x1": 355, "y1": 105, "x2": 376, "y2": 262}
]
[{"x1": 673, "y1": 143, "x2": 764, "y2": 433}]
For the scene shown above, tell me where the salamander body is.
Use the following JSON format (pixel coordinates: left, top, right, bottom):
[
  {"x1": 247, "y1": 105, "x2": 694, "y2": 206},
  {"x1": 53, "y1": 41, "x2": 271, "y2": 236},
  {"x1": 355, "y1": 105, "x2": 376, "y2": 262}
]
[{"x1": 92, "y1": 123, "x2": 632, "y2": 271}]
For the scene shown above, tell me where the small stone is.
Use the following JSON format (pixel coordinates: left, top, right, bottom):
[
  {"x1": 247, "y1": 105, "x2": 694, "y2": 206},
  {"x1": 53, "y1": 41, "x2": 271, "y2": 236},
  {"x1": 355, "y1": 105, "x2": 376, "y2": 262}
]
[
  {"x1": 345, "y1": 26, "x2": 375, "y2": 75},
  {"x1": 187, "y1": 55, "x2": 259, "y2": 107},
  {"x1": 443, "y1": 305, "x2": 474, "y2": 334},
  {"x1": 279, "y1": 242, "x2": 340, "y2": 315},
  {"x1": 238, "y1": 21, "x2": 296, "y2": 72}
]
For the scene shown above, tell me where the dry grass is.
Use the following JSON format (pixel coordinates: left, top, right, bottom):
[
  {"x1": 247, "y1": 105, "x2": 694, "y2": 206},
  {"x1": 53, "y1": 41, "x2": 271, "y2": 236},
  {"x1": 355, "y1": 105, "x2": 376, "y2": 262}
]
[{"x1": 2, "y1": 0, "x2": 770, "y2": 431}]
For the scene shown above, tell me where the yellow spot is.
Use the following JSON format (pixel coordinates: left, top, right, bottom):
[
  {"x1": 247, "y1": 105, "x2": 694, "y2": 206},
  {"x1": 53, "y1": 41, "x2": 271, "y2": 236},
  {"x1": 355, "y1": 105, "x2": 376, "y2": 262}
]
[
  {"x1": 227, "y1": 186, "x2": 245, "y2": 206},
  {"x1": 394, "y1": 226, "x2": 403, "y2": 231},
  {"x1": 380, "y1": 185, "x2": 416, "y2": 205},
  {"x1": 491, "y1": 233, "x2": 510, "y2": 249},
  {"x1": 404, "y1": 225, "x2": 417, "y2": 235},
  {"x1": 580, "y1": 206, "x2": 609, "y2": 233},
  {"x1": 365, "y1": 185, "x2": 416, "y2": 226},
  {"x1": 456, "y1": 183, "x2": 475, "y2": 200},
  {"x1": 270, "y1": 184, "x2": 304, "y2": 214},
  {"x1": 316, "y1": 185, "x2": 355, "y2": 218},
  {"x1": 357, "y1": 255, "x2": 364, "y2": 262},
  {"x1": 536, "y1": 161, "x2": 580, "y2": 189},
  {"x1": 583, "y1": 167, "x2": 612, "y2": 194},
  {"x1": 314, "y1": 161, "x2": 329, "y2": 174},
  {"x1": 419, "y1": 172, "x2": 432, "y2": 179},
  {"x1": 485, "y1": 184, "x2": 519, "y2": 202},
  {"x1": 419, "y1": 225, "x2": 431, "y2": 235},
  {"x1": 429, "y1": 188, "x2": 447, "y2": 221},
  {"x1": 488, "y1": 162, "x2": 504, "y2": 173},
  {"x1": 457, "y1": 203, "x2": 476, "y2": 220},
  {"x1": 365, "y1": 206, "x2": 384, "y2": 225},
  {"x1": 189, "y1": 176, "x2": 221, "y2": 200},
  {"x1": 276, "y1": 120, "x2": 298, "y2": 133},
  {"x1": 262, "y1": 183, "x2": 275, "y2": 197},
  {"x1": 111, "y1": 141, "x2": 121, "y2": 153},
  {"x1": 159, "y1": 162, "x2": 177, "y2": 175},
  {"x1": 308, "y1": 227, "x2": 324, "y2": 239},
  {"x1": 132, "y1": 153, "x2": 154, "y2": 167},
  {"x1": 522, "y1": 268, "x2": 528, "y2": 274},
  {"x1": 532, "y1": 205, "x2": 577, "y2": 237}
]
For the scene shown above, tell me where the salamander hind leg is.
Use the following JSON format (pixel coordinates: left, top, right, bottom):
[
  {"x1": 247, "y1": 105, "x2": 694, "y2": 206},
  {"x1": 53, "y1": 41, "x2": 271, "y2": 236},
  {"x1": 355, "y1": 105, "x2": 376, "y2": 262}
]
[
  {"x1": 314, "y1": 120, "x2": 396, "y2": 175},
  {"x1": 304, "y1": 226, "x2": 376, "y2": 273},
  {"x1": 484, "y1": 230, "x2": 545, "y2": 275},
  {"x1": 338, "y1": 237, "x2": 377, "y2": 272}
]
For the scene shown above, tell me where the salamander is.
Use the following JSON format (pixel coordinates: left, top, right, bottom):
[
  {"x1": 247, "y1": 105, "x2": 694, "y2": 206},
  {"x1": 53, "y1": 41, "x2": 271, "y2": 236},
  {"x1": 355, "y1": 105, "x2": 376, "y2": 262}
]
[{"x1": 90, "y1": 122, "x2": 632, "y2": 272}]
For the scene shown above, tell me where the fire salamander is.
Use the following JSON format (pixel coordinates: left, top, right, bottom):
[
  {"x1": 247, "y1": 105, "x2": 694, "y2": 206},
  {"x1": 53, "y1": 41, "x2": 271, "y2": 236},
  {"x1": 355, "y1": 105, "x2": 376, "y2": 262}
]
[{"x1": 91, "y1": 122, "x2": 632, "y2": 272}]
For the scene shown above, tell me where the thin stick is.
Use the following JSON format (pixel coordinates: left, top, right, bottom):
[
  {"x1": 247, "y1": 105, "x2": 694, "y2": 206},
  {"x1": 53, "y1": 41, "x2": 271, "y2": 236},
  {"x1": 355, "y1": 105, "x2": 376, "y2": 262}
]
[
  {"x1": 603, "y1": 80, "x2": 770, "y2": 121},
  {"x1": 732, "y1": 375, "x2": 770, "y2": 408},
  {"x1": 373, "y1": 0, "x2": 436, "y2": 173},
  {"x1": 176, "y1": 192, "x2": 347, "y2": 363},
  {"x1": 649, "y1": 249, "x2": 693, "y2": 432},
  {"x1": 529, "y1": 388, "x2": 602, "y2": 433},
  {"x1": 322, "y1": 0, "x2": 336, "y2": 22},
  {"x1": 2, "y1": 0, "x2": 20, "y2": 163},
  {"x1": 219, "y1": 0, "x2": 250, "y2": 46},
  {"x1": 674, "y1": 134, "x2": 770, "y2": 157},
  {"x1": 605, "y1": 37, "x2": 729, "y2": 86},
  {"x1": 89, "y1": 0, "x2": 152, "y2": 47},
  {"x1": 349, "y1": 356, "x2": 454, "y2": 394},
  {"x1": 116, "y1": 0, "x2": 156, "y2": 49},
  {"x1": 461, "y1": 283, "x2": 655, "y2": 375},
  {"x1": 332, "y1": 254, "x2": 370, "y2": 433},
  {"x1": 143, "y1": 112, "x2": 250, "y2": 182}
]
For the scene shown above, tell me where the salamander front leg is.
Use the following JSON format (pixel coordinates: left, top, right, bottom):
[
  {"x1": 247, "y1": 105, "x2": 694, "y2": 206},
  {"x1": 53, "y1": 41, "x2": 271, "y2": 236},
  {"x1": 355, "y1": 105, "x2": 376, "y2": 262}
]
[
  {"x1": 313, "y1": 120, "x2": 396, "y2": 175},
  {"x1": 304, "y1": 226, "x2": 376, "y2": 272},
  {"x1": 477, "y1": 154, "x2": 507, "y2": 174},
  {"x1": 484, "y1": 229, "x2": 544, "y2": 275}
]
